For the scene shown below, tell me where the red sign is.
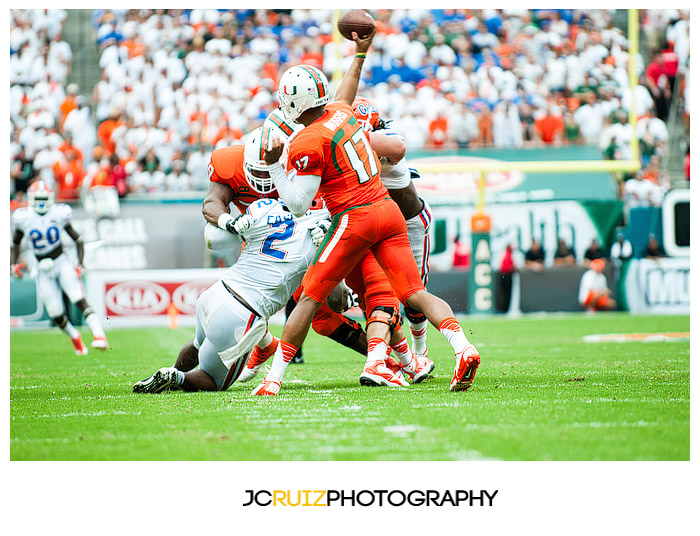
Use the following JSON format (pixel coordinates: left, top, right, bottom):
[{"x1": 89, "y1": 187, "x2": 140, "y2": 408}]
[{"x1": 104, "y1": 279, "x2": 216, "y2": 316}]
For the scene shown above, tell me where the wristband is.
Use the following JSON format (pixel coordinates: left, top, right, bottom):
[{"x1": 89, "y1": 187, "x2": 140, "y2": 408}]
[
  {"x1": 355, "y1": 52, "x2": 366, "y2": 58},
  {"x1": 218, "y1": 213, "x2": 235, "y2": 231}
]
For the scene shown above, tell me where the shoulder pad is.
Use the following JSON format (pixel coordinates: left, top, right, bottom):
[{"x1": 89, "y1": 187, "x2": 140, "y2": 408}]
[{"x1": 210, "y1": 145, "x2": 245, "y2": 182}]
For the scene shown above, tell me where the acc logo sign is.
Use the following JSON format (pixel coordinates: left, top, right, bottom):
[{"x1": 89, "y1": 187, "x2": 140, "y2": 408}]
[
  {"x1": 172, "y1": 280, "x2": 214, "y2": 315},
  {"x1": 105, "y1": 281, "x2": 169, "y2": 315}
]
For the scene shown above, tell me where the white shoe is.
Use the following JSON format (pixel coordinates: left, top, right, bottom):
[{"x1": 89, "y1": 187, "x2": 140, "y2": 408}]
[
  {"x1": 251, "y1": 376, "x2": 281, "y2": 396},
  {"x1": 91, "y1": 335, "x2": 109, "y2": 350},
  {"x1": 133, "y1": 367, "x2": 179, "y2": 393},
  {"x1": 359, "y1": 360, "x2": 409, "y2": 387},
  {"x1": 237, "y1": 364, "x2": 262, "y2": 383},
  {"x1": 70, "y1": 335, "x2": 88, "y2": 356},
  {"x1": 401, "y1": 352, "x2": 435, "y2": 384}
]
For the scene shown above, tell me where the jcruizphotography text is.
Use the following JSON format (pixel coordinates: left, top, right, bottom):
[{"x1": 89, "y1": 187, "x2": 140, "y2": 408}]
[{"x1": 243, "y1": 489, "x2": 498, "y2": 507}]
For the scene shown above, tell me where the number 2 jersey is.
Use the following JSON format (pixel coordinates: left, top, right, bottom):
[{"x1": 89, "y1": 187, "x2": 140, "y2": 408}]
[
  {"x1": 221, "y1": 198, "x2": 330, "y2": 319},
  {"x1": 285, "y1": 102, "x2": 388, "y2": 216},
  {"x1": 11, "y1": 204, "x2": 73, "y2": 257}
]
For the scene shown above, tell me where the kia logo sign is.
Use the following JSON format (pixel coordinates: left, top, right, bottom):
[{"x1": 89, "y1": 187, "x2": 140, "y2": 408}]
[
  {"x1": 172, "y1": 280, "x2": 214, "y2": 315},
  {"x1": 105, "y1": 281, "x2": 170, "y2": 315}
]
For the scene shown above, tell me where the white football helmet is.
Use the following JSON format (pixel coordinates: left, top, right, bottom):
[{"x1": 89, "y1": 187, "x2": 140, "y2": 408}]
[
  {"x1": 243, "y1": 127, "x2": 276, "y2": 195},
  {"x1": 263, "y1": 107, "x2": 300, "y2": 141},
  {"x1": 27, "y1": 180, "x2": 54, "y2": 214},
  {"x1": 277, "y1": 65, "x2": 330, "y2": 122}
]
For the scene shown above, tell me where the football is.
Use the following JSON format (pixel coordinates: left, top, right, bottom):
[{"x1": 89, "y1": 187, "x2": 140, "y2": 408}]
[{"x1": 337, "y1": 10, "x2": 376, "y2": 40}]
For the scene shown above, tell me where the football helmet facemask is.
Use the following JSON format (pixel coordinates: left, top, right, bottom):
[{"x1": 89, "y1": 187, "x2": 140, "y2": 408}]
[
  {"x1": 277, "y1": 65, "x2": 330, "y2": 122},
  {"x1": 243, "y1": 127, "x2": 277, "y2": 195},
  {"x1": 27, "y1": 180, "x2": 54, "y2": 214}
]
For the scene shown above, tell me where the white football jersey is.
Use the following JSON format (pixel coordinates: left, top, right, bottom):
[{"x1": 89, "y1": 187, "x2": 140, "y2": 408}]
[
  {"x1": 221, "y1": 198, "x2": 330, "y2": 319},
  {"x1": 377, "y1": 128, "x2": 411, "y2": 189},
  {"x1": 11, "y1": 204, "x2": 73, "y2": 257}
]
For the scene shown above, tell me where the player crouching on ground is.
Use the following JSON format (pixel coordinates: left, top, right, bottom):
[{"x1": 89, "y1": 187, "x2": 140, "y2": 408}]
[
  {"x1": 133, "y1": 196, "x2": 342, "y2": 393},
  {"x1": 11, "y1": 180, "x2": 108, "y2": 355},
  {"x1": 578, "y1": 258, "x2": 617, "y2": 312}
]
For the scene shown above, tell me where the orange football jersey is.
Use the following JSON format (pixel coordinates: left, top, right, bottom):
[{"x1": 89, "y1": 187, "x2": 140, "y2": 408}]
[
  {"x1": 208, "y1": 145, "x2": 278, "y2": 214},
  {"x1": 286, "y1": 102, "x2": 387, "y2": 215}
]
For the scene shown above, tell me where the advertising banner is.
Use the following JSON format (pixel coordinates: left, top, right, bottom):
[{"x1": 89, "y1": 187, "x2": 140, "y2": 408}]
[
  {"x1": 85, "y1": 268, "x2": 226, "y2": 328},
  {"x1": 621, "y1": 258, "x2": 690, "y2": 314}
]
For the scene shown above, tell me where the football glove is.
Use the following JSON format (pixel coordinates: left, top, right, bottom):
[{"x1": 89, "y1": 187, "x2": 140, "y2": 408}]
[
  {"x1": 409, "y1": 167, "x2": 420, "y2": 179},
  {"x1": 310, "y1": 219, "x2": 332, "y2": 246},
  {"x1": 226, "y1": 214, "x2": 254, "y2": 235}
]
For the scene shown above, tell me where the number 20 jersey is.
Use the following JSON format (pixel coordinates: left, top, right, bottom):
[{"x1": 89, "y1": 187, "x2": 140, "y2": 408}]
[
  {"x1": 12, "y1": 204, "x2": 72, "y2": 257},
  {"x1": 285, "y1": 102, "x2": 387, "y2": 216},
  {"x1": 220, "y1": 198, "x2": 330, "y2": 319}
]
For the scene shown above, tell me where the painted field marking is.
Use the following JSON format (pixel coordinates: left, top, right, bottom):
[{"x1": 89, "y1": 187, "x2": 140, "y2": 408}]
[{"x1": 583, "y1": 332, "x2": 690, "y2": 343}]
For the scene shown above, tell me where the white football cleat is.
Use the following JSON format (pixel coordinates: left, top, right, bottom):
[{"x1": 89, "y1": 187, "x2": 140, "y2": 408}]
[
  {"x1": 91, "y1": 335, "x2": 109, "y2": 350},
  {"x1": 251, "y1": 376, "x2": 281, "y2": 396},
  {"x1": 401, "y1": 353, "x2": 435, "y2": 384},
  {"x1": 237, "y1": 364, "x2": 262, "y2": 383},
  {"x1": 133, "y1": 367, "x2": 180, "y2": 394},
  {"x1": 359, "y1": 360, "x2": 409, "y2": 387}
]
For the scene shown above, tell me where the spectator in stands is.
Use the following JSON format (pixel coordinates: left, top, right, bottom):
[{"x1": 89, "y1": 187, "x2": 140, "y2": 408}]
[
  {"x1": 553, "y1": 238, "x2": 576, "y2": 266},
  {"x1": 9, "y1": 8, "x2": 690, "y2": 199},
  {"x1": 448, "y1": 104, "x2": 479, "y2": 149},
  {"x1": 578, "y1": 258, "x2": 616, "y2": 312},
  {"x1": 610, "y1": 232, "x2": 633, "y2": 268},
  {"x1": 495, "y1": 243, "x2": 516, "y2": 312},
  {"x1": 63, "y1": 96, "x2": 97, "y2": 165},
  {"x1": 583, "y1": 238, "x2": 606, "y2": 267},
  {"x1": 452, "y1": 235, "x2": 470, "y2": 270},
  {"x1": 11, "y1": 145, "x2": 35, "y2": 205},
  {"x1": 524, "y1": 239, "x2": 545, "y2": 271},
  {"x1": 533, "y1": 104, "x2": 564, "y2": 145},
  {"x1": 643, "y1": 234, "x2": 665, "y2": 259}
]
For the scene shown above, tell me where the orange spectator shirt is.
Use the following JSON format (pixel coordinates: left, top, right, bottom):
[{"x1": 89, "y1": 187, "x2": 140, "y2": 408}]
[
  {"x1": 208, "y1": 144, "x2": 278, "y2": 214},
  {"x1": 286, "y1": 102, "x2": 386, "y2": 216}
]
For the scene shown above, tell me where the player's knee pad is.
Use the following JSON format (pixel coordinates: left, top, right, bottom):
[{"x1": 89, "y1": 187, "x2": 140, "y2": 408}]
[
  {"x1": 51, "y1": 314, "x2": 68, "y2": 329},
  {"x1": 328, "y1": 318, "x2": 364, "y2": 348},
  {"x1": 366, "y1": 306, "x2": 402, "y2": 335},
  {"x1": 404, "y1": 306, "x2": 427, "y2": 324}
]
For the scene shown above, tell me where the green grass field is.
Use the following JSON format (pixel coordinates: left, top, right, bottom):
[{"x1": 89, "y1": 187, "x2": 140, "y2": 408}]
[{"x1": 10, "y1": 313, "x2": 690, "y2": 461}]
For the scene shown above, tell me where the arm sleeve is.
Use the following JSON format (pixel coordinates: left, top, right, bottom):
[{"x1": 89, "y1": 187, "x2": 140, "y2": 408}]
[{"x1": 268, "y1": 163, "x2": 321, "y2": 217}]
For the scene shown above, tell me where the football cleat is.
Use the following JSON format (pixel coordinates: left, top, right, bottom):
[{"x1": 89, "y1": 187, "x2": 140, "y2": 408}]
[
  {"x1": 385, "y1": 356, "x2": 403, "y2": 375},
  {"x1": 401, "y1": 353, "x2": 435, "y2": 384},
  {"x1": 359, "y1": 360, "x2": 409, "y2": 388},
  {"x1": 238, "y1": 337, "x2": 279, "y2": 383},
  {"x1": 71, "y1": 335, "x2": 88, "y2": 356},
  {"x1": 449, "y1": 347, "x2": 481, "y2": 392},
  {"x1": 133, "y1": 367, "x2": 180, "y2": 394},
  {"x1": 251, "y1": 376, "x2": 281, "y2": 396},
  {"x1": 91, "y1": 335, "x2": 109, "y2": 350}
]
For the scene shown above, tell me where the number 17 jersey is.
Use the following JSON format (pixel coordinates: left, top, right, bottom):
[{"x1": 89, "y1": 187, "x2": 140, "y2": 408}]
[{"x1": 286, "y1": 102, "x2": 387, "y2": 216}]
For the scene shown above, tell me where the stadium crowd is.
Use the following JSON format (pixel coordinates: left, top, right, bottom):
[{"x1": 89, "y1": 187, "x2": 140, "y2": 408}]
[{"x1": 10, "y1": 8, "x2": 690, "y2": 204}]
